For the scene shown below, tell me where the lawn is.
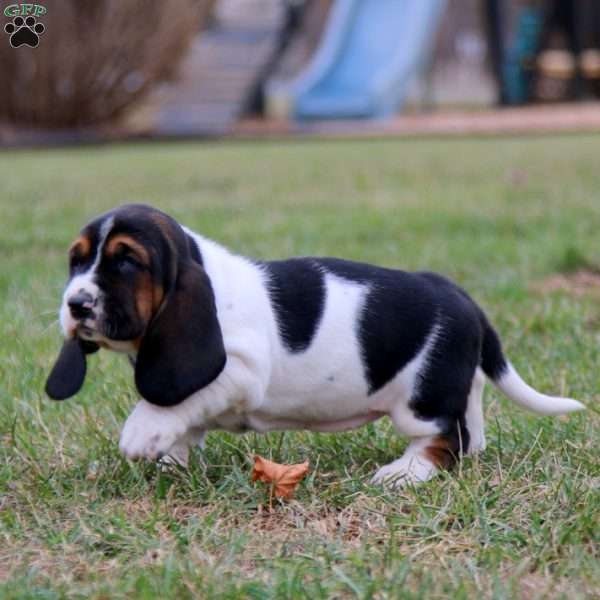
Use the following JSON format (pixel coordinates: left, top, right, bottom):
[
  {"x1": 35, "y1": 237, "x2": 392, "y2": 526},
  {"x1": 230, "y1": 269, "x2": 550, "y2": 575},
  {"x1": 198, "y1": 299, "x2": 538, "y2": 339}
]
[{"x1": 0, "y1": 134, "x2": 598, "y2": 599}]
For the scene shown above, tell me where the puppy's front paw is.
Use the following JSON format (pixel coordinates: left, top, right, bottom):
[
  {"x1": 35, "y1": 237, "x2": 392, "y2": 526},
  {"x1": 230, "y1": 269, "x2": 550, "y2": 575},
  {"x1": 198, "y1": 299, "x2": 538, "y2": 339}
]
[
  {"x1": 119, "y1": 400, "x2": 187, "y2": 461},
  {"x1": 159, "y1": 441, "x2": 190, "y2": 469}
]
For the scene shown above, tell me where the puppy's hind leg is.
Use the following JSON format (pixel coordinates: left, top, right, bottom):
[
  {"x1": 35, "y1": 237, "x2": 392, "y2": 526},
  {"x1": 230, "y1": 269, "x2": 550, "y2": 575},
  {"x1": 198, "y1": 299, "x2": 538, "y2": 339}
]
[
  {"x1": 372, "y1": 383, "x2": 471, "y2": 488},
  {"x1": 371, "y1": 437, "x2": 439, "y2": 487},
  {"x1": 371, "y1": 420, "x2": 467, "y2": 488}
]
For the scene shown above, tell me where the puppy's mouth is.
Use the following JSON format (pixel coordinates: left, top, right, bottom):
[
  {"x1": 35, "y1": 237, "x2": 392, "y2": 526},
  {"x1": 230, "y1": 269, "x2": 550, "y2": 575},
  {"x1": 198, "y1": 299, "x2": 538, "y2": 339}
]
[
  {"x1": 76, "y1": 322, "x2": 98, "y2": 339},
  {"x1": 72, "y1": 321, "x2": 137, "y2": 354},
  {"x1": 73, "y1": 320, "x2": 108, "y2": 346},
  {"x1": 65, "y1": 325, "x2": 101, "y2": 355}
]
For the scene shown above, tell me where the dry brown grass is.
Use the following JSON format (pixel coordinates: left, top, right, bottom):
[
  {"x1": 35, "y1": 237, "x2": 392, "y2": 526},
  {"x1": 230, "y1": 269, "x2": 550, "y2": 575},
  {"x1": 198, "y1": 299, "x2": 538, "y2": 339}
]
[{"x1": 533, "y1": 269, "x2": 600, "y2": 298}]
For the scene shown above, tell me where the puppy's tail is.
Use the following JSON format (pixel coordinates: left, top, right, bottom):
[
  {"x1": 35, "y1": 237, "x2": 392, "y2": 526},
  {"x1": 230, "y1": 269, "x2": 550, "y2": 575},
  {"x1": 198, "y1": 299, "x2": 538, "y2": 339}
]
[{"x1": 479, "y1": 313, "x2": 585, "y2": 415}]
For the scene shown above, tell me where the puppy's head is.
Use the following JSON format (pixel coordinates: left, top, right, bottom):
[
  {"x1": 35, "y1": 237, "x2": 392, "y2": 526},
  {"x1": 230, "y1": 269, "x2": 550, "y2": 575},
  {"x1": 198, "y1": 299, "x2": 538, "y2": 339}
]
[{"x1": 46, "y1": 204, "x2": 226, "y2": 406}]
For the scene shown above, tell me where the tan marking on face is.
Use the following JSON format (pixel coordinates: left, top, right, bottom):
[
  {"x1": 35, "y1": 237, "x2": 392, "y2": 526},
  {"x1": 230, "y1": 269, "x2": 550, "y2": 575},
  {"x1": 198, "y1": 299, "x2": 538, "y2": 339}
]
[
  {"x1": 153, "y1": 284, "x2": 164, "y2": 312},
  {"x1": 104, "y1": 234, "x2": 150, "y2": 266},
  {"x1": 424, "y1": 436, "x2": 456, "y2": 470},
  {"x1": 69, "y1": 235, "x2": 92, "y2": 260},
  {"x1": 135, "y1": 271, "x2": 154, "y2": 324}
]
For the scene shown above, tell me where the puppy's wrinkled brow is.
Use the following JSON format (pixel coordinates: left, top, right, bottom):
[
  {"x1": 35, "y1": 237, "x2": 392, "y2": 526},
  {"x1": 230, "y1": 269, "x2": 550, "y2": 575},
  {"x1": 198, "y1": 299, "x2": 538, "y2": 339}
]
[{"x1": 104, "y1": 234, "x2": 151, "y2": 266}]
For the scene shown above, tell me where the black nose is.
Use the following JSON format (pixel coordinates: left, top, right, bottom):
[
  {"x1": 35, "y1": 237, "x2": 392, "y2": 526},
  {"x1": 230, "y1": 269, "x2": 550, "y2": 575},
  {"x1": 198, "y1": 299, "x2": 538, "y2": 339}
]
[{"x1": 68, "y1": 291, "x2": 94, "y2": 320}]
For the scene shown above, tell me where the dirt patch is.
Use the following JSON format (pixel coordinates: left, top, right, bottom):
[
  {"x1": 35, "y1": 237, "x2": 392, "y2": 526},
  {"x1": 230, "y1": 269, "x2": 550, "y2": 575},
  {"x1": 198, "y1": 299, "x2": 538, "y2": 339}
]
[{"x1": 532, "y1": 269, "x2": 600, "y2": 298}]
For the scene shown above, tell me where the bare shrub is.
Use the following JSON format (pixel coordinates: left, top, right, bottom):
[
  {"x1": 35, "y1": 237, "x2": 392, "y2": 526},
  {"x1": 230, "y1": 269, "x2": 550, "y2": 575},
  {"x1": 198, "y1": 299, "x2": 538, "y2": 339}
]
[{"x1": 0, "y1": 0, "x2": 215, "y2": 127}]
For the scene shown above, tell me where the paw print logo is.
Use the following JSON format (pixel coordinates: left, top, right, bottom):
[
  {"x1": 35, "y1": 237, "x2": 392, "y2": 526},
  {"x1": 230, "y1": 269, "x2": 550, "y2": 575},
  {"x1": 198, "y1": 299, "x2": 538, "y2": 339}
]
[{"x1": 4, "y1": 15, "x2": 45, "y2": 48}]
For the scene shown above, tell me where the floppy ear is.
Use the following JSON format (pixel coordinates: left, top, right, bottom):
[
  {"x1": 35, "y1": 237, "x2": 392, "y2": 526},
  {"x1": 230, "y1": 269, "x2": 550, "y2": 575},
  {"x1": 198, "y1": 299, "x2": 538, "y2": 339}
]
[
  {"x1": 45, "y1": 338, "x2": 99, "y2": 400},
  {"x1": 134, "y1": 261, "x2": 226, "y2": 406}
]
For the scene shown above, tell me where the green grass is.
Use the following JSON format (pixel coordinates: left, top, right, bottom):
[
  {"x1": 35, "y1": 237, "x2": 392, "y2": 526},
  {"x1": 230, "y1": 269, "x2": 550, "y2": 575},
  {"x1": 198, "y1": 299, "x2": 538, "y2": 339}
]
[{"x1": 0, "y1": 135, "x2": 599, "y2": 599}]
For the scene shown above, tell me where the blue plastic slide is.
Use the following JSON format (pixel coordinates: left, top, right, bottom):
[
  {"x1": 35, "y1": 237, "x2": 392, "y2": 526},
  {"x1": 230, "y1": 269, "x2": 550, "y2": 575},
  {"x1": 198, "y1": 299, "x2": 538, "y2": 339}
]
[{"x1": 289, "y1": 0, "x2": 447, "y2": 120}]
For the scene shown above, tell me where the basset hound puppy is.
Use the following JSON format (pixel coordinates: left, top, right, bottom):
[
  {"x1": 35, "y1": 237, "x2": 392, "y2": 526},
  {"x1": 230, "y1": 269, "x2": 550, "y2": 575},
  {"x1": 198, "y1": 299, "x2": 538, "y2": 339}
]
[{"x1": 46, "y1": 204, "x2": 584, "y2": 486}]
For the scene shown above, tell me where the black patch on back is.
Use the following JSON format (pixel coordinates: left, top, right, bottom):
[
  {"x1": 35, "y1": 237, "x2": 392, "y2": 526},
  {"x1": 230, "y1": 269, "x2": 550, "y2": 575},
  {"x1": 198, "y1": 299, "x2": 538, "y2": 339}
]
[
  {"x1": 318, "y1": 264, "x2": 485, "y2": 450},
  {"x1": 263, "y1": 258, "x2": 326, "y2": 352},
  {"x1": 262, "y1": 255, "x2": 493, "y2": 431}
]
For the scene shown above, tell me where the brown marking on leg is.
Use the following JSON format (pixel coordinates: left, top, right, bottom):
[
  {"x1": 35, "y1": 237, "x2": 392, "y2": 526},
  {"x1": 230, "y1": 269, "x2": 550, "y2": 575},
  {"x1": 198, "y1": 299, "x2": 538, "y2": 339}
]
[
  {"x1": 424, "y1": 435, "x2": 459, "y2": 470},
  {"x1": 104, "y1": 234, "x2": 150, "y2": 266}
]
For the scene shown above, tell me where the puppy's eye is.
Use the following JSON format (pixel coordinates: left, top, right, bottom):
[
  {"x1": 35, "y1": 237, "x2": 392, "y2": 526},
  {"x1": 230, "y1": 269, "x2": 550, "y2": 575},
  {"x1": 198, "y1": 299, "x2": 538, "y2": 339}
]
[{"x1": 115, "y1": 254, "x2": 140, "y2": 273}]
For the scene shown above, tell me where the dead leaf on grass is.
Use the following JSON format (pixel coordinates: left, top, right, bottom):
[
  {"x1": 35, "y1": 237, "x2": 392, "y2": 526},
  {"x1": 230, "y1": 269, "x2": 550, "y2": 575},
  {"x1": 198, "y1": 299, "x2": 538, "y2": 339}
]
[{"x1": 252, "y1": 455, "x2": 309, "y2": 501}]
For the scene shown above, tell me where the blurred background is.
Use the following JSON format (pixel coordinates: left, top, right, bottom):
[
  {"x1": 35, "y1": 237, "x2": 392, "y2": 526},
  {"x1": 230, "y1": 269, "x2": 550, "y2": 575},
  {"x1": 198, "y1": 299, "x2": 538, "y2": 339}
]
[{"x1": 2, "y1": 0, "x2": 600, "y2": 144}]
